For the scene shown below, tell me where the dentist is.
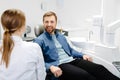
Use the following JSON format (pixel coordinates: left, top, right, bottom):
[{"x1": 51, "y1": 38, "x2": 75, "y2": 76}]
[{"x1": 0, "y1": 9, "x2": 46, "y2": 80}]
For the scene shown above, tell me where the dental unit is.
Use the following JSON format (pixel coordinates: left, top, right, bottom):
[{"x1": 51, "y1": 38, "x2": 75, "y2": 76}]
[{"x1": 69, "y1": 19, "x2": 120, "y2": 78}]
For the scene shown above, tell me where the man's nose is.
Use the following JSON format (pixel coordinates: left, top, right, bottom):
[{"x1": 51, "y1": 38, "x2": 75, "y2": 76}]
[{"x1": 48, "y1": 22, "x2": 51, "y2": 26}]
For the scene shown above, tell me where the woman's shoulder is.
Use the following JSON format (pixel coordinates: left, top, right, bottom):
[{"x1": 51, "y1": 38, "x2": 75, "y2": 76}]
[
  {"x1": 21, "y1": 41, "x2": 42, "y2": 56},
  {"x1": 23, "y1": 41, "x2": 40, "y2": 49}
]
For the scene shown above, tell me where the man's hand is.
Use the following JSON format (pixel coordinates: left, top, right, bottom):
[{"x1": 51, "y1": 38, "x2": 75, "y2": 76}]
[
  {"x1": 50, "y1": 65, "x2": 62, "y2": 77},
  {"x1": 83, "y1": 55, "x2": 92, "y2": 62}
]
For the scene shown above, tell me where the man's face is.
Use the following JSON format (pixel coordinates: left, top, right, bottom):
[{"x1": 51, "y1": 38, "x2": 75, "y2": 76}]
[{"x1": 43, "y1": 15, "x2": 57, "y2": 34}]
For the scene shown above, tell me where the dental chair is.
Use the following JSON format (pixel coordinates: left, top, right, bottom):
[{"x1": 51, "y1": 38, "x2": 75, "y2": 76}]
[{"x1": 34, "y1": 25, "x2": 120, "y2": 79}]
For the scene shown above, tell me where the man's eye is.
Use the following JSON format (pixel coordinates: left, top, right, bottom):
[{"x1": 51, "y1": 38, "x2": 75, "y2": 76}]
[
  {"x1": 45, "y1": 21, "x2": 48, "y2": 23},
  {"x1": 51, "y1": 21, "x2": 54, "y2": 23}
]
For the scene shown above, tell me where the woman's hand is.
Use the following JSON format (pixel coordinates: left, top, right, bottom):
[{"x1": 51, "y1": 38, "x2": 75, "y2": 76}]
[{"x1": 50, "y1": 65, "x2": 62, "y2": 77}]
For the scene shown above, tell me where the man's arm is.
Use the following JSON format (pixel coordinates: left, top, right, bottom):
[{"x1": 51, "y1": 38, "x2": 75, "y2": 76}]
[{"x1": 65, "y1": 36, "x2": 92, "y2": 61}]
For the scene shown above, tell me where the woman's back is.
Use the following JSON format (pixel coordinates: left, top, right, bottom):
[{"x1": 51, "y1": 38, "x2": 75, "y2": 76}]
[{"x1": 0, "y1": 36, "x2": 46, "y2": 80}]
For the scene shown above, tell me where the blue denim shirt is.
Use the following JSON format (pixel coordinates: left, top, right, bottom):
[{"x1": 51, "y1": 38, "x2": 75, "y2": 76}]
[{"x1": 33, "y1": 30, "x2": 83, "y2": 71}]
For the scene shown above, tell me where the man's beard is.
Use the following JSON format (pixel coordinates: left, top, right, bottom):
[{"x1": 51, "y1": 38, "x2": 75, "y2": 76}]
[{"x1": 45, "y1": 28, "x2": 55, "y2": 34}]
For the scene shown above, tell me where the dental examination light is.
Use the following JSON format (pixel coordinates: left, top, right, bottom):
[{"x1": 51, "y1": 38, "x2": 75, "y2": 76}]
[
  {"x1": 105, "y1": 20, "x2": 120, "y2": 47},
  {"x1": 24, "y1": 25, "x2": 31, "y2": 37},
  {"x1": 22, "y1": 25, "x2": 34, "y2": 41}
]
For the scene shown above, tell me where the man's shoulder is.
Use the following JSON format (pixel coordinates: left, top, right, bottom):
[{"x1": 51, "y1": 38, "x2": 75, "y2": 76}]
[
  {"x1": 33, "y1": 34, "x2": 44, "y2": 43},
  {"x1": 36, "y1": 33, "x2": 45, "y2": 39}
]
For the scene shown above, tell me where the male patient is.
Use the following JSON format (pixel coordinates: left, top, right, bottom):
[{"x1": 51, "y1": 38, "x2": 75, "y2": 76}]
[{"x1": 33, "y1": 11, "x2": 120, "y2": 80}]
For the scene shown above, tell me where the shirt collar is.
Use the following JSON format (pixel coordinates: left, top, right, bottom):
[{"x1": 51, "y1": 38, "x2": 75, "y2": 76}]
[
  {"x1": 44, "y1": 29, "x2": 60, "y2": 38},
  {"x1": 11, "y1": 36, "x2": 23, "y2": 42}
]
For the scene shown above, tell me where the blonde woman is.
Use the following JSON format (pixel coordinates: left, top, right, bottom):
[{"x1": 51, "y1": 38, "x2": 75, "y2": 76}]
[{"x1": 0, "y1": 9, "x2": 46, "y2": 80}]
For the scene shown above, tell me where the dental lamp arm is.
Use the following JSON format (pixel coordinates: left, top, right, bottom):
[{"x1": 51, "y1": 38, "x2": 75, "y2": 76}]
[
  {"x1": 106, "y1": 20, "x2": 120, "y2": 33},
  {"x1": 105, "y1": 20, "x2": 120, "y2": 47}
]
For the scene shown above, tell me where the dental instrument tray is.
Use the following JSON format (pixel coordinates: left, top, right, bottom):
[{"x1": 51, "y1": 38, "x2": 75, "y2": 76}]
[{"x1": 112, "y1": 61, "x2": 120, "y2": 72}]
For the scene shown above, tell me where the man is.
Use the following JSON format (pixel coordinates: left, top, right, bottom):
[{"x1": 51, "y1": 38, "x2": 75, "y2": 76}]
[{"x1": 33, "y1": 11, "x2": 120, "y2": 80}]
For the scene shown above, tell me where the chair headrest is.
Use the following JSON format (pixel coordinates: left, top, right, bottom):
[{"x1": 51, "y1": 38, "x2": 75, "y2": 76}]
[{"x1": 34, "y1": 24, "x2": 44, "y2": 37}]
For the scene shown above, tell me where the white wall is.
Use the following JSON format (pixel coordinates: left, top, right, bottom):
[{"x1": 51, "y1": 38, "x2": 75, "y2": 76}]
[
  {"x1": 0, "y1": 0, "x2": 44, "y2": 39},
  {"x1": 57, "y1": 0, "x2": 102, "y2": 39}
]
